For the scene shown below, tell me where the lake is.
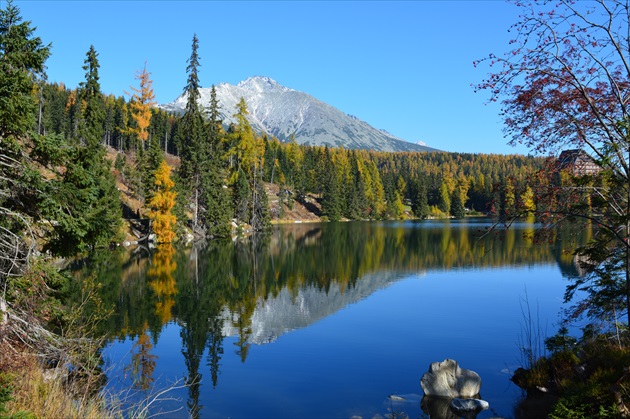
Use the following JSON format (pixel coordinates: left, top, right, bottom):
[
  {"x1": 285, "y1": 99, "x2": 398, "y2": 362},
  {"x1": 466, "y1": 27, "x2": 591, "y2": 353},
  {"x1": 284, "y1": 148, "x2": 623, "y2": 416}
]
[{"x1": 75, "y1": 218, "x2": 586, "y2": 418}]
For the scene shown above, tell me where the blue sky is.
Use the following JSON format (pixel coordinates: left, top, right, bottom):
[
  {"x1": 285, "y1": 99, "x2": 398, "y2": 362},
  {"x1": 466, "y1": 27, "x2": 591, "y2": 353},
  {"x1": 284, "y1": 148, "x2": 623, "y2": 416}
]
[{"x1": 16, "y1": 0, "x2": 530, "y2": 155}]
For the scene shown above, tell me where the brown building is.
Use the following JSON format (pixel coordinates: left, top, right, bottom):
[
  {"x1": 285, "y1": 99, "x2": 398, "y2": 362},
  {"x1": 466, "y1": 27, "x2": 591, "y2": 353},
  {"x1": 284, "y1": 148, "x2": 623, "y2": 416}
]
[{"x1": 557, "y1": 149, "x2": 602, "y2": 176}]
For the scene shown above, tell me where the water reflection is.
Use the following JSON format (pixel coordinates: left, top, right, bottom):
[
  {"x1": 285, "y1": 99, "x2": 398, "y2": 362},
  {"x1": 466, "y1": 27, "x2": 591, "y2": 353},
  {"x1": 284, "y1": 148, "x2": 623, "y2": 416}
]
[{"x1": 71, "y1": 219, "x2": 588, "y2": 417}]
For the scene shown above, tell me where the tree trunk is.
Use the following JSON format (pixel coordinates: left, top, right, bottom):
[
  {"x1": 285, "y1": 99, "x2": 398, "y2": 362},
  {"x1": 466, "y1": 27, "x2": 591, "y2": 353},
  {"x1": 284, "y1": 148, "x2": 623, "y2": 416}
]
[{"x1": 193, "y1": 179, "x2": 199, "y2": 231}]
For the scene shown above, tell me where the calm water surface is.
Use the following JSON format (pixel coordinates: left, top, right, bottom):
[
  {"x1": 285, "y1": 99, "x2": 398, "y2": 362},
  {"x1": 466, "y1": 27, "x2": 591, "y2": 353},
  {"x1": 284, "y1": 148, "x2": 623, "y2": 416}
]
[{"x1": 76, "y1": 219, "x2": 586, "y2": 418}]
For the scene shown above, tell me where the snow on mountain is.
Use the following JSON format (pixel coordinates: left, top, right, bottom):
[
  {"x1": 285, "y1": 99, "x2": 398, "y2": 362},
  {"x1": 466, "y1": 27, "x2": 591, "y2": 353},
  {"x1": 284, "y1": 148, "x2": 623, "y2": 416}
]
[{"x1": 160, "y1": 76, "x2": 436, "y2": 152}]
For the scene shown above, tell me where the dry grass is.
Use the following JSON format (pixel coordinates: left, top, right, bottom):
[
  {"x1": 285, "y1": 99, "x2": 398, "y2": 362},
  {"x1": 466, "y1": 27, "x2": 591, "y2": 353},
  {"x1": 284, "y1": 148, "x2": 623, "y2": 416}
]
[{"x1": 2, "y1": 355, "x2": 116, "y2": 419}]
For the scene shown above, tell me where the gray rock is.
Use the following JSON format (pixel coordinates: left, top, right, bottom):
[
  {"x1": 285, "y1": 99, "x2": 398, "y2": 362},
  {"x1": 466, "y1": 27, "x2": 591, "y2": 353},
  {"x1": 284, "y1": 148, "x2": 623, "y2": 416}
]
[{"x1": 420, "y1": 359, "x2": 481, "y2": 398}]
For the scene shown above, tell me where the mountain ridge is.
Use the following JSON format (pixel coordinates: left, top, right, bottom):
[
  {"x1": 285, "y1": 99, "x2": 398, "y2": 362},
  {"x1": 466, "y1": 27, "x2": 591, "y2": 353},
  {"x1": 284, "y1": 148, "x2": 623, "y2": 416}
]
[{"x1": 160, "y1": 76, "x2": 437, "y2": 152}]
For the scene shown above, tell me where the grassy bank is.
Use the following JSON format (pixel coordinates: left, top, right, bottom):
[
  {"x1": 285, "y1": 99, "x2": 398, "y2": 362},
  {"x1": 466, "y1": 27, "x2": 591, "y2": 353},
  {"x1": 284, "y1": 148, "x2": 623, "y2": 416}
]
[{"x1": 513, "y1": 326, "x2": 630, "y2": 418}]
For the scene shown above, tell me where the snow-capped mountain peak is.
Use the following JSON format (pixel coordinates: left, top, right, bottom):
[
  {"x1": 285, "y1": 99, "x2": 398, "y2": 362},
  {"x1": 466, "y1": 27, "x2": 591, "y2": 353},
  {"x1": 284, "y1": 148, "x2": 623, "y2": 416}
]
[
  {"x1": 160, "y1": 77, "x2": 436, "y2": 152},
  {"x1": 236, "y1": 76, "x2": 293, "y2": 93}
]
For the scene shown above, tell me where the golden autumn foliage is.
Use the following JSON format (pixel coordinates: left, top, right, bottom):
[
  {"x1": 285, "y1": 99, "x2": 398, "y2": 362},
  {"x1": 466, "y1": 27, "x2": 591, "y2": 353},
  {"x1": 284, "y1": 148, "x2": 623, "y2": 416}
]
[
  {"x1": 65, "y1": 89, "x2": 76, "y2": 111},
  {"x1": 148, "y1": 160, "x2": 177, "y2": 243},
  {"x1": 127, "y1": 64, "x2": 156, "y2": 142},
  {"x1": 147, "y1": 244, "x2": 177, "y2": 324}
]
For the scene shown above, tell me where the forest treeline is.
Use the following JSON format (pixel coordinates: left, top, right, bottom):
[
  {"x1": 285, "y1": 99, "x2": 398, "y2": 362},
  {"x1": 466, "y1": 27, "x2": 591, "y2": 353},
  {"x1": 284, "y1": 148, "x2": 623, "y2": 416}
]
[
  {"x1": 35, "y1": 44, "x2": 545, "y2": 250},
  {"x1": 1, "y1": 0, "x2": 546, "y2": 254}
]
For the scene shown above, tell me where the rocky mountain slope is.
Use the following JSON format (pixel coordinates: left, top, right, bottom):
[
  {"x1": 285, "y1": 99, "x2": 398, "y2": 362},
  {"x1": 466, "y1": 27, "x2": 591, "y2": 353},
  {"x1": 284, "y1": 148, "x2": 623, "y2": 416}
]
[{"x1": 160, "y1": 76, "x2": 437, "y2": 152}]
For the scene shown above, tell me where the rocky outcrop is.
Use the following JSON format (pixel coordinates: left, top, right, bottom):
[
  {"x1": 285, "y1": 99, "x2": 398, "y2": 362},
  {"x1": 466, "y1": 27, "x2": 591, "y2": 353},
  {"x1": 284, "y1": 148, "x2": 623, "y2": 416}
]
[{"x1": 420, "y1": 359, "x2": 482, "y2": 398}]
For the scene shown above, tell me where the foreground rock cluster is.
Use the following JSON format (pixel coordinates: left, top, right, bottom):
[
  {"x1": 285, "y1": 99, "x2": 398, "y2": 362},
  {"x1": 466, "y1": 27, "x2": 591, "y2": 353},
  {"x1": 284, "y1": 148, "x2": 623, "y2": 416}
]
[{"x1": 420, "y1": 359, "x2": 495, "y2": 419}]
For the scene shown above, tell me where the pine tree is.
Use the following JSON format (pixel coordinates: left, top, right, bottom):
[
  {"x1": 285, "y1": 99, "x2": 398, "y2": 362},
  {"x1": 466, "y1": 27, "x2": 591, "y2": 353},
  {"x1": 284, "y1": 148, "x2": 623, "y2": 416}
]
[
  {"x1": 77, "y1": 45, "x2": 105, "y2": 147},
  {"x1": 345, "y1": 153, "x2": 364, "y2": 219},
  {"x1": 410, "y1": 176, "x2": 429, "y2": 219},
  {"x1": 321, "y1": 147, "x2": 342, "y2": 221},
  {"x1": 176, "y1": 34, "x2": 206, "y2": 233},
  {"x1": 233, "y1": 168, "x2": 251, "y2": 224},
  {"x1": 251, "y1": 179, "x2": 270, "y2": 232},
  {"x1": 450, "y1": 189, "x2": 466, "y2": 218},
  {"x1": 0, "y1": 0, "x2": 50, "y2": 281},
  {"x1": 149, "y1": 161, "x2": 177, "y2": 243},
  {"x1": 42, "y1": 45, "x2": 122, "y2": 256},
  {"x1": 201, "y1": 85, "x2": 232, "y2": 237}
]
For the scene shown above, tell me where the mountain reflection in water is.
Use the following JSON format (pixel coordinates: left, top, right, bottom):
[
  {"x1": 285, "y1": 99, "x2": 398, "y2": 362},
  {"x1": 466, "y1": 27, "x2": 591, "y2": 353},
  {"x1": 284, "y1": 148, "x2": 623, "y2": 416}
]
[{"x1": 71, "y1": 219, "x2": 588, "y2": 419}]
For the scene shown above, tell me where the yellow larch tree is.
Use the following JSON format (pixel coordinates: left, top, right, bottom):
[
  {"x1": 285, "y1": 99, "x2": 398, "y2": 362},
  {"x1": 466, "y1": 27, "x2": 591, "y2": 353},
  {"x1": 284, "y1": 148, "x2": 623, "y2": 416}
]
[
  {"x1": 149, "y1": 160, "x2": 177, "y2": 243},
  {"x1": 127, "y1": 63, "x2": 156, "y2": 142}
]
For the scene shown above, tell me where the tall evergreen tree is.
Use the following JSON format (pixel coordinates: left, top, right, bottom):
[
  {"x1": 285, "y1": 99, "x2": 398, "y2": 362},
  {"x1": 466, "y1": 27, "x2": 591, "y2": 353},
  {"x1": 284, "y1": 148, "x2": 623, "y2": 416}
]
[
  {"x1": 176, "y1": 34, "x2": 206, "y2": 233},
  {"x1": 201, "y1": 85, "x2": 232, "y2": 237},
  {"x1": 42, "y1": 45, "x2": 122, "y2": 256},
  {"x1": 450, "y1": 189, "x2": 466, "y2": 218},
  {"x1": 251, "y1": 179, "x2": 271, "y2": 232},
  {"x1": 0, "y1": 0, "x2": 50, "y2": 282},
  {"x1": 410, "y1": 175, "x2": 429, "y2": 219},
  {"x1": 233, "y1": 168, "x2": 251, "y2": 224},
  {"x1": 321, "y1": 147, "x2": 342, "y2": 221},
  {"x1": 77, "y1": 45, "x2": 105, "y2": 147}
]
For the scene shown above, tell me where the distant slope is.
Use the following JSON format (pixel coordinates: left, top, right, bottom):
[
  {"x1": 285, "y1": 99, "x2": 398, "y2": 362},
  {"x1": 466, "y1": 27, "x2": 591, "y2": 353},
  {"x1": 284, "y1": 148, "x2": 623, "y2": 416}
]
[{"x1": 160, "y1": 76, "x2": 438, "y2": 152}]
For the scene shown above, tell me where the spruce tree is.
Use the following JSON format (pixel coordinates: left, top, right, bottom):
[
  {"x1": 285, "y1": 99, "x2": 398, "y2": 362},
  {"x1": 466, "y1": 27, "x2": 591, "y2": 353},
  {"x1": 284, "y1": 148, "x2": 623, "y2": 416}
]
[
  {"x1": 251, "y1": 179, "x2": 271, "y2": 232},
  {"x1": 0, "y1": 0, "x2": 50, "y2": 280},
  {"x1": 450, "y1": 190, "x2": 466, "y2": 218},
  {"x1": 42, "y1": 45, "x2": 122, "y2": 256},
  {"x1": 410, "y1": 176, "x2": 429, "y2": 219},
  {"x1": 233, "y1": 168, "x2": 251, "y2": 224},
  {"x1": 0, "y1": 0, "x2": 50, "y2": 141},
  {"x1": 321, "y1": 147, "x2": 342, "y2": 221},
  {"x1": 201, "y1": 85, "x2": 232, "y2": 237},
  {"x1": 78, "y1": 45, "x2": 105, "y2": 147},
  {"x1": 176, "y1": 34, "x2": 206, "y2": 233},
  {"x1": 345, "y1": 152, "x2": 368, "y2": 219}
]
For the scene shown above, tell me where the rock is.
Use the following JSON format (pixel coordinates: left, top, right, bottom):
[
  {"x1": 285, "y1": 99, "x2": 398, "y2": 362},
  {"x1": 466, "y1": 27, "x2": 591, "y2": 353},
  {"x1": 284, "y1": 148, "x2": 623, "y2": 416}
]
[
  {"x1": 450, "y1": 398, "x2": 489, "y2": 414},
  {"x1": 420, "y1": 359, "x2": 481, "y2": 398}
]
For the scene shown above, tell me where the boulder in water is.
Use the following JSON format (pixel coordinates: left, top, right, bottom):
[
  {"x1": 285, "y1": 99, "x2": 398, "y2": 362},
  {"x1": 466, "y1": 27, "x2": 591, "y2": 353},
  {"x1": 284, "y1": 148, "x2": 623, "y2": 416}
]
[{"x1": 420, "y1": 359, "x2": 481, "y2": 398}]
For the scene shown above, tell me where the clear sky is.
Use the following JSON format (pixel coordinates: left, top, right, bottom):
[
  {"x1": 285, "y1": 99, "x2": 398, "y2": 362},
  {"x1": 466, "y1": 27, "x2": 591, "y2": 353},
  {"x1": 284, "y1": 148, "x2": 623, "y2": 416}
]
[{"x1": 15, "y1": 0, "x2": 531, "y2": 155}]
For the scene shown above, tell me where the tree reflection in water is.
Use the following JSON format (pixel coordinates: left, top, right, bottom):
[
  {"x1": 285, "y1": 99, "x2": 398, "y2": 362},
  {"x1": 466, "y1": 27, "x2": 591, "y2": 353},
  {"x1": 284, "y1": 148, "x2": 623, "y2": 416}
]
[{"x1": 71, "y1": 219, "x2": 589, "y2": 417}]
